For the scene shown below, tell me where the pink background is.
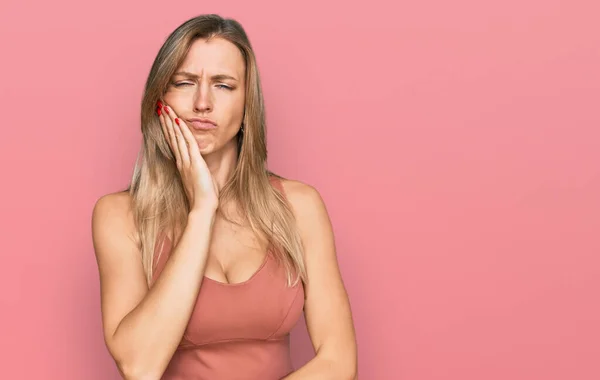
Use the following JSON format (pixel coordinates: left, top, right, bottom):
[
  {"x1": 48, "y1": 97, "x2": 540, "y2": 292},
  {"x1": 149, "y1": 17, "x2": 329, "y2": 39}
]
[{"x1": 1, "y1": 0, "x2": 599, "y2": 379}]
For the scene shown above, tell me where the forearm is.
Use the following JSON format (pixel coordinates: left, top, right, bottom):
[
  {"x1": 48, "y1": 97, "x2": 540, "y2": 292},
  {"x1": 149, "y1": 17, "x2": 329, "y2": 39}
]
[
  {"x1": 111, "y1": 209, "x2": 215, "y2": 378},
  {"x1": 282, "y1": 354, "x2": 357, "y2": 380}
]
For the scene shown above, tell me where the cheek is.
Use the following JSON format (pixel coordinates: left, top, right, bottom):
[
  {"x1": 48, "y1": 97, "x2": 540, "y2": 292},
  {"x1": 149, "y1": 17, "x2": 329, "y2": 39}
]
[
  {"x1": 216, "y1": 93, "x2": 244, "y2": 119},
  {"x1": 229, "y1": 92, "x2": 246, "y2": 117},
  {"x1": 162, "y1": 91, "x2": 191, "y2": 109}
]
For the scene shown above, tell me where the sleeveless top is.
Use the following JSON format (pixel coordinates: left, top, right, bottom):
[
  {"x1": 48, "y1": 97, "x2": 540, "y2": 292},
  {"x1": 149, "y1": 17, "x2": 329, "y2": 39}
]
[{"x1": 150, "y1": 175, "x2": 305, "y2": 380}]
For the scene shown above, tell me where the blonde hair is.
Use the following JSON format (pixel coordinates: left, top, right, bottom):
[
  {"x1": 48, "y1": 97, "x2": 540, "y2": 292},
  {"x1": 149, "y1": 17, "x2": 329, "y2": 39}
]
[{"x1": 125, "y1": 14, "x2": 306, "y2": 287}]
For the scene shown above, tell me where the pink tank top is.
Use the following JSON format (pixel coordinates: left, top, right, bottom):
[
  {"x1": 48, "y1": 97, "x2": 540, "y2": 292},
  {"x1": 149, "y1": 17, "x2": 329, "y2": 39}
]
[{"x1": 150, "y1": 176, "x2": 305, "y2": 379}]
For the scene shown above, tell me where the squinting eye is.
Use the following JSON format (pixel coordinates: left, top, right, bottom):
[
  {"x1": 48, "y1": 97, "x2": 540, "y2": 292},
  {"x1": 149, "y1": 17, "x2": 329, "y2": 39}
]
[
  {"x1": 216, "y1": 84, "x2": 232, "y2": 90},
  {"x1": 174, "y1": 82, "x2": 193, "y2": 87}
]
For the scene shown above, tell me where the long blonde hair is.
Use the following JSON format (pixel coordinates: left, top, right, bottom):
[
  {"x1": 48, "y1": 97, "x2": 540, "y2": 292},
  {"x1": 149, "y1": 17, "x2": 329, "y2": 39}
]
[{"x1": 126, "y1": 14, "x2": 306, "y2": 287}]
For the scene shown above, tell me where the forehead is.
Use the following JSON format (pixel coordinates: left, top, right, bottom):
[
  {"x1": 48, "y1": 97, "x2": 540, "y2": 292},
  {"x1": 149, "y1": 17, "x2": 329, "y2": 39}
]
[{"x1": 178, "y1": 37, "x2": 245, "y2": 79}]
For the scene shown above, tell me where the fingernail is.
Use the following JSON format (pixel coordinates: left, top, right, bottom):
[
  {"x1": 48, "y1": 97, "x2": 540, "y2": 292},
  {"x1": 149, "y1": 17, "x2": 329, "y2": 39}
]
[
  {"x1": 175, "y1": 118, "x2": 180, "y2": 126},
  {"x1": 157, "y1": 109, "x2": 162, "y2": 116},
  {"x1": 164, "y1": 106, "x2": 169, "y2": 115},
  {"x1": 157, "y1": 100, "x2": 163, "y2": 107}
]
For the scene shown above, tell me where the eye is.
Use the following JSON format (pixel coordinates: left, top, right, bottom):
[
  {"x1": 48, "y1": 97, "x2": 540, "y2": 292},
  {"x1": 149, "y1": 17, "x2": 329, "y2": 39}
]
[
  {"x1": 216, "y1": 84, "x2": 233, "y2": 90},
  {"x1": 173, "y1": 82, "x2": 193, "y2": 87}
]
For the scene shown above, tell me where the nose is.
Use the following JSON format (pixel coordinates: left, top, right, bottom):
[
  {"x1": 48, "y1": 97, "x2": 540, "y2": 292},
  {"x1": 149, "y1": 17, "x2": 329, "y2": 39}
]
[{"x1": 193, "y1": 81, "x2": 213, "y2": 113}]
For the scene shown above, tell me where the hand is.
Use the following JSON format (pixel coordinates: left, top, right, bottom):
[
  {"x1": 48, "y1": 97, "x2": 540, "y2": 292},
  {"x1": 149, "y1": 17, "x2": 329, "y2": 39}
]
[{"x1": 157, "y1": 101, "x2": 219, "y2": 212}]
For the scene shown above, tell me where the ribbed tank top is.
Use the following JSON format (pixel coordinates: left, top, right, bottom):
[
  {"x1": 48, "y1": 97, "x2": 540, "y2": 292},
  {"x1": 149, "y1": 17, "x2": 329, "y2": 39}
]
[{"x1": 150, "y1": 175, "x2": 305, "y2": 379}]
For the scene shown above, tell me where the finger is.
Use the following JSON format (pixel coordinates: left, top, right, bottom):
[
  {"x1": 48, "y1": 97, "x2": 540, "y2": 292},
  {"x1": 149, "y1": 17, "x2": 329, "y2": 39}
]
[
  {"x1": 164, "y1": 106, "x2": 191, "y2": 167},
  {"x1": 173, "y1": 118, "x2": 191, "y2": 168},
  {"x1": 161, "y1": 110, "x2": 179, "y2": 163},
  {"x1": 176, "y1": 116, "x2": 204, "y2": 166},
  {"x1": 161, "y1": 106, "x2": 181, "y2": 166},
  {"x1": 157, "y1": 105, "x2": 172, "y2": 149}
]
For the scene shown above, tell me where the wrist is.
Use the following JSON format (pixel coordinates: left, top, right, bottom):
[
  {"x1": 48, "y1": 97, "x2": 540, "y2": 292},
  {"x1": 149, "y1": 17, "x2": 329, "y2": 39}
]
[{"x1": 188, "y1": 204, "x2": 217, "y2": 220}]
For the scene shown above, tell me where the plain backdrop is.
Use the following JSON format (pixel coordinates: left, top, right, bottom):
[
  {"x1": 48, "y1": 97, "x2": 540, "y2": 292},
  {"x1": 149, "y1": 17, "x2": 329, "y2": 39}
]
[{"x1": 0, "y1": 0, "x2": 599, "y2": 379}]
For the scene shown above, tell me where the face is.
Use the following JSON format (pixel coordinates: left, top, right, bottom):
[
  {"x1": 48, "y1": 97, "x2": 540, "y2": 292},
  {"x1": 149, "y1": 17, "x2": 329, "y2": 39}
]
[{"x1": 162, "y1": 37, "x2": 246, "y2": 153}]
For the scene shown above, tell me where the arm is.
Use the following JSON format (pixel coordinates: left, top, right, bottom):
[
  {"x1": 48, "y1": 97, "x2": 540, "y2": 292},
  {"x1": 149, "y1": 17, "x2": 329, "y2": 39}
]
[
  {"x1": 281, "y1": 181, "x2": 358, "y2": 380},
  {"x1": 92, "y1": 193, "x2": 216, "y2": 379}
]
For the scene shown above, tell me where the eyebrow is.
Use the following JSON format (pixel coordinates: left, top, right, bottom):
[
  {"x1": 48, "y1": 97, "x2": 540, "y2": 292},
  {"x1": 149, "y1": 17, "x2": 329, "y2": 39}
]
[{"x1": 173, "y1": 71, "x2": 238, "y2": 82}]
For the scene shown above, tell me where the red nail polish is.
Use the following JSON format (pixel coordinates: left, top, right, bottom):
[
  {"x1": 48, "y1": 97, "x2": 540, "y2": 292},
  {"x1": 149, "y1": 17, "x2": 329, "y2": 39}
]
[
  {"x1": 157, "y1": 109, "x2": 162, "y2": 116},
  {"x1": 164, "y1": 106, "x2": 169, "y2": 115},
  {"x1": 175, "y1": 118, "x2": 180, "y2": 126},
  {"x1": 157, "y1": 100, "x2": 163, "y2": 107}
]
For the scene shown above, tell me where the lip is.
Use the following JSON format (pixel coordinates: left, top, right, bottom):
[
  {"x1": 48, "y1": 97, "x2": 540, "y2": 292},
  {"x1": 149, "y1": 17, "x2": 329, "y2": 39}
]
[{"x1": 187, "y1": 118, "x2": 217, "y2": 130}]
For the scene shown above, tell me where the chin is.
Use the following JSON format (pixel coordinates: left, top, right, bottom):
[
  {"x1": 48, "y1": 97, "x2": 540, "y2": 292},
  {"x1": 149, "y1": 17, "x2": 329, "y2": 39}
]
[
  {"x1": 192, "y1": 134, "x2": 215, "y2": 151},
  {"x1": 197, "y1": 141, "x2": 217, "y2": 154}
]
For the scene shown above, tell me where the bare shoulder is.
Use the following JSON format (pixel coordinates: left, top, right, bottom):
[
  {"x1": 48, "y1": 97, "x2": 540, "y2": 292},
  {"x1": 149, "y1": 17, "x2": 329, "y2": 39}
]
[
  {"x1": 278, "y1": 178, "x2": 333, "y2": 243},
  {"x1": 279, "y1": 178, "x2": 327, "y2": 215},
  {"x1": 92, "y1": 190, "x2": 139, "y2": 249},
  {"x1": 93, "y1": 191, "x2": 134, "y2": 227},
  {"x1": 94, "y1": 190, "x2": 133, "y2": 212}
]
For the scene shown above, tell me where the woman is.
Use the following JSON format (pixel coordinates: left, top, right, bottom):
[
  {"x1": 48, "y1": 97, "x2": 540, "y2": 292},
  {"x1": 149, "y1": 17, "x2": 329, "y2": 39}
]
[{"x1": 92, "y1": 14, "x2": 357, "y2": 379}]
